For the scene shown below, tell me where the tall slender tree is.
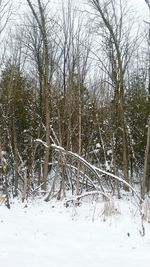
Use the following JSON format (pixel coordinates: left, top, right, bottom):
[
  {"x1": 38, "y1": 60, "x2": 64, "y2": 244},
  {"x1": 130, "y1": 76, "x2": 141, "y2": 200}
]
[{"x1": 26, "y1": 0, "x2": 51, "y2": 192}]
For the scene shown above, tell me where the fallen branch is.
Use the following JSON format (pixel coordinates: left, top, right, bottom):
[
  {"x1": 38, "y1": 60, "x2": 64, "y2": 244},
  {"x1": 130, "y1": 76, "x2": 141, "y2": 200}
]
[{"x1": 64, "y1": 190, "x2": 110, "y2": 206}]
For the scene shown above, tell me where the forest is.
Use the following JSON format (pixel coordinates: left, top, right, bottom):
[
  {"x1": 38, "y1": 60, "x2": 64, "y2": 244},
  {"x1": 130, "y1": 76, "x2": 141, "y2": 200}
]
[{"x1": 0, "y1": 0, "x2": 150, "y2": 209}]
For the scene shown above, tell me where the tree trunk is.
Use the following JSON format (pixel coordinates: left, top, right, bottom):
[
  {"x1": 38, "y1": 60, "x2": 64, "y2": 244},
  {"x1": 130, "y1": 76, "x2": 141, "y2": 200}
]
[
  {"x1": 76, "y1": 88, "x2": 82, "y2": 196},
  {"x1": 120, "y1": 83, "x2": 129, "y2": 188},
  {"x1": 0, "y1": 143, "x2": 10, "y2": 209},
  {"x1": 12, "y1": 114, "x2": 19, "y2": 196},
  {"x1": 142, "y1": 117, "x2": 150, "y2": 197}
]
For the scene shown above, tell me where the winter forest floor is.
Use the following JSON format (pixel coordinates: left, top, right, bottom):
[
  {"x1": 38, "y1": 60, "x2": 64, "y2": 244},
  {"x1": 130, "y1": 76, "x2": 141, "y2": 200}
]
[{"x1": 0, "y1": 195, "x2": 150, "y2": 267}]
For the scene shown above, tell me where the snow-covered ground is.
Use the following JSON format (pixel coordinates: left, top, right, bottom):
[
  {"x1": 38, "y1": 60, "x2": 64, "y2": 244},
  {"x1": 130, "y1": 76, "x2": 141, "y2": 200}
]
[{"x1": 0, "y1": 197, "x2": 150, "y2": 267}]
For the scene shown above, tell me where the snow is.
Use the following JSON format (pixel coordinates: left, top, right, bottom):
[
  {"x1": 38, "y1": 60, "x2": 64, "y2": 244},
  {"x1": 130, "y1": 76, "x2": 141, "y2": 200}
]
[
  {"x1": 107, "y1": 149, "x2": 112, "y2": 156},
  {"x1": 0, "y1": 198, "x2": 150, "y2": 267},
  {"x1": 96, "y1": 143, "x2": 101, "y2": 149}
]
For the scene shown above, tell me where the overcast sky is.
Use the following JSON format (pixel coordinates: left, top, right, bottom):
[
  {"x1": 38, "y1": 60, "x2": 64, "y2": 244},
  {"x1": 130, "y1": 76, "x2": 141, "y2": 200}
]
[
  {"x1": 15, "y1": 0, "x2": 149, "y2": 20},
  {"x1": 131, "y1": 0, "x2": 149, "y2": 21}
]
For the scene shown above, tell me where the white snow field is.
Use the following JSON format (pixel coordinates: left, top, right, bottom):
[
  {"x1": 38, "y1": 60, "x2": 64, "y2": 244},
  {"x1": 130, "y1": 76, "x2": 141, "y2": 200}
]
[{"x1": 0, "y1": 197, "x2": 150, "y2": 267}]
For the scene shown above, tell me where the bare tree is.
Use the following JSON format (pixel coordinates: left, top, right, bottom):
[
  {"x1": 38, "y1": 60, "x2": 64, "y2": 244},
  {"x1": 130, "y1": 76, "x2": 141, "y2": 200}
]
[
  {"x1": 26, "y1": 0, "x2": 51, "y2": 192},
  {"x1": 142, "y1": 0, "x2": 150, "y2": 197},
  {"x1": 88, "y1": 0, "x2": 138, "y2": 187},
  {"x1": 58, "y1": 1, "x2": 91, "y2": 196}
]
